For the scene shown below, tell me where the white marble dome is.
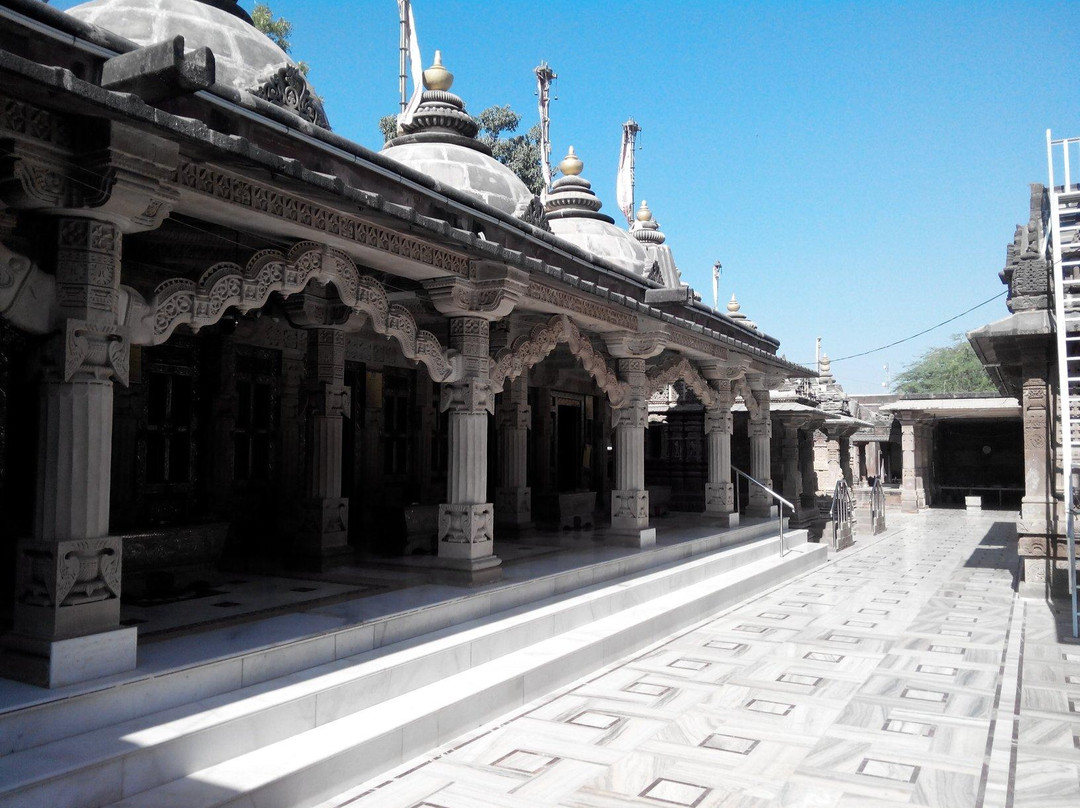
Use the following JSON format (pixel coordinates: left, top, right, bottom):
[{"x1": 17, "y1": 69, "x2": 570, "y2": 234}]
[
  {"x1": 548, "y1": 216, "x2": 651, "y2": 276},
  {"x1": 381, "y1": 141, "x2": 534, "y2": 218},
  {"x1": 67, "y1": 0, "x2": 299, "y2": 93}
]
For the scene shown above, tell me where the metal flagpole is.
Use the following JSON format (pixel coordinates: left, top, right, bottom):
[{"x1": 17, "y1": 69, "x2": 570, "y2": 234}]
[
  {"x1": 534, "y1": 61, "x2": 556, "y2": 198},
  {"x1": 398, "y1": 0, "x2": 408, "y2": 113},
  {"x1": 617, "y1": 119, "x2": 640, "y2": 226}
]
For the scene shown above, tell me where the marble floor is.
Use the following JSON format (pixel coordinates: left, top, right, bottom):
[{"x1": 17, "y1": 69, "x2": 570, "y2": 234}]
[{"x1": 321, "y1": 510, "x2": 1080, "y2": 808}]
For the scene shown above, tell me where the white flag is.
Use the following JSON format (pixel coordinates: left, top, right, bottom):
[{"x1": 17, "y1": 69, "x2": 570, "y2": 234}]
[
  {"x1": 616, "y1": 121, "x2": 636, "y2": 226},
  {"x1": 397, "y1": 1, "x2": 424, "y2": 128}
]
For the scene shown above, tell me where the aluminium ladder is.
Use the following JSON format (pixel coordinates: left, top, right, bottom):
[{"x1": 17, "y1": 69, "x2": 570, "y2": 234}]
[{"x1": 1047, "y1": 130, "x2": 1080, "y2": 638}]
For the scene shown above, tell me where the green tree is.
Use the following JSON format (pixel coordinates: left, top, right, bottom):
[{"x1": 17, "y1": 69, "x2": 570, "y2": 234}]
[
  {"x1": 251, "y1": 3, "x2": 309, "y2": 75},
  {"x1": 475, "y1": 105, "x2": 544, "y2": 195},
  {"x1": 379, "y1": 105, "x2": 544, "y2": 195},
  {"x1": 893, "y1": 336, "x2": 996, "y2": 394}
]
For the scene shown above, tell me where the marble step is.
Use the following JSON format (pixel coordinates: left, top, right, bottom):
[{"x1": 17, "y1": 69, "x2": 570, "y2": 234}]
[
  {"x1": 0, "y1": 519, "x2": 780, "y2": 758},
  {"x1": 106, "y1": 538, "x2": 826, "y2": 808},
  {"x1": 0, "y1": 527, "x2": 808, "y2": 808}
]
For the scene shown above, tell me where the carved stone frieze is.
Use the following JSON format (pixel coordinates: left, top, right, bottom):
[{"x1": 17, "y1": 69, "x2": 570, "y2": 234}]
[
  {"x1": 249, "y1": 65, "x2": 330, "y2": 129},
  {"x1": 0, "y1": 96, "x2": 73, "y2": 148},
  {"x1": 611, "y1": 400, "x2": 649, "y2": 431},
  {"x1": 668, "y1": 329, "x2": 730, "y2": 360},
  {"x1": 525, "y1": 281, "x2": 638, "y2": 330},
  {"x1": 145, "y1": 241, "x2": 461, "y2": 382},
  {"x1": 174, "y1": 162, "x2": 469, "y2": 276}
]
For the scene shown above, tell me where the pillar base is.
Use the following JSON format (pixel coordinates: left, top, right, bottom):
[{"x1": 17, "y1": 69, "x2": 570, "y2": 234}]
[
  {"x1": 744, "y1": 504, "x2": 778, "y2": 519},
  {"x1": 606, "y1": 527, "x2": 656, "y2": 548},
  {"x1": 495, "y1": 487, "x2": 532, "y2": 530},
  {"x1": 438, "y1": 503, "x2": 495, "y2": 561},
  {"x1": 0, "y1": 626, "x2": 137, "y2": 688},
  {"x1": 297, "y1": 497, "x2": 350, "y2": 558},
  {"x1": 701, "y1": 510, "x2": 732, "y2": 528},
  {"x1": 419, "y1": 554, "x2": 503, "y2": 586},
  {"x1": 611, "y1": 489, "x2": 649, "y2": 532}
]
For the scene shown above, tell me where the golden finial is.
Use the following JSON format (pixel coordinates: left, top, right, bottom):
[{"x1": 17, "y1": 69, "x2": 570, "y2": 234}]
[
  {"x1": 727, "y1": 293, "x2": 741, "y2": 314},
  {"x1": 636, "y1": 200, "x2": 653, "y2": 222},
  {"x1": 559, "y1": 146, "x2": 583, "y2": 176},
  {"x1": 422, "y1": 50, "x2": 454, "y2": 91}
]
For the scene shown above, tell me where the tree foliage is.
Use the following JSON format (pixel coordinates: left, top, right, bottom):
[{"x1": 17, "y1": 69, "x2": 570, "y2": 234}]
[
  {"x1": 476, "y1": 105, "x2": 544, "y2": 195},
  {"x1": 379, "y1": 104, "x2": 544, "y2": 195},
  {"x1": 251, "y1": 3, "x2": 309, "y2": 75},
  {"x1": 893, "y1": 336, "x2": 996, "y2": 395}
]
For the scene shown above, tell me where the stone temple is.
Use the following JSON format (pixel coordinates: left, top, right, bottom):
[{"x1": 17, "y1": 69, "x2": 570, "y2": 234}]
[{"x1": 0, "y1": 2, "x2": 1071, "y2": 806}]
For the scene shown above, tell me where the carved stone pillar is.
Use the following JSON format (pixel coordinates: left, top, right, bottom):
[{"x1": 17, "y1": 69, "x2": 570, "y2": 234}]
[
  {"x1": 780, "y1": 420, "x2": 802, "y2": 518},
  {"x1": 610, "y1": 358, "x2": 654, "y2": 546},
  {"x1": 299, "y1": 328, "x2": 349, "y2": 559},
  {"x1": 495, "y1": 374, "x2": 531, "y2": 529},
  {"x1": 799, "y1": 426, "x2": 820, "y2": 519},
  {"x1": 4, "y1": 217, "x2": 136, "y2": 688},
  {"x1": 438, "y1": 317, "x2": 499, "y2": 579},
  {"x1": 704, "y1": 394, "x2": 734, "y2": 523},
  {"x1": 899, "y1": 416, "x2": 931, "y2": 513},
  {"x1": 840, "y1": 436, "x2": 854, "y2": 486},
  {"x1": 745, "y1": 383, "x2": 774, "y2": 518},
  {"x1": 1017, "y1": 352, "x2": 1064, "y2": 596}
]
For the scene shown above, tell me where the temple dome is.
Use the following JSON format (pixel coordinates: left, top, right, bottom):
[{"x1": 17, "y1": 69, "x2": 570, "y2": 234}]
[
  {"x1": 544, "y1": 148, "x2": 651, "y2": 278},
  {"x1": 382, "y1": 52, "x2": 536, "y2": 219},
  {"x1": 66, "y1": 0, "x2": 302, "y2": 94}
]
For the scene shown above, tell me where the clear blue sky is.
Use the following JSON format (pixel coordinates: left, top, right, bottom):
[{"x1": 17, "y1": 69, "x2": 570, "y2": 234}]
[{"x1": 56, "y1": 0, "x2": 1080, "y2": 392}]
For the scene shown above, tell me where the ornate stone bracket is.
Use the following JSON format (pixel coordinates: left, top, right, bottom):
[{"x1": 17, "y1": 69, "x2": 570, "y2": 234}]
[
  {"x1": 732, "y1": 376, "x2": 760, "y2": 419},
  {"x1": 249, "y1": 65, "x2": 330, "y2": 130},
  {"x1": 645, "y1": 356, "x2": 717, "y2": 408},
  {"x1": 143, "y1": 241, "x2": 462, "y2": 382},
  {"x1": 488, "y1": 314, "x2": 629, "y2": 406}
]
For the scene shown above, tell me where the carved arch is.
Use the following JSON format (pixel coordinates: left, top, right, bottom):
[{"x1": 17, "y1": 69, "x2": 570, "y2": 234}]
[
  {"x1": 490, "y1": 314, "x2": 629, "y2": 406},
  {"x1": 645, "y1": 356, "x2": 717, "y2": 409},
  {"x1": 145, "y1": 241, "x2": 461, "y2": 381}
]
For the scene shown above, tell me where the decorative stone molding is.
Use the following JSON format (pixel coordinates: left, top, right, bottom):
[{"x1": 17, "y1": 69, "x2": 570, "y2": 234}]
[
  {"x1": 0, "y1": 96, "x2": 73, "y2": 148},
  {"x1": 668, "y1": 329, "x2": 730, "y2": 360},
  {"x1": 249, "y1": 65, "x2": 330, "y2": 129},
  {"x1": 423, "y1": 266, "x2": 529, "y2": 322},
  {"x1": 645, "y1": 356, "x2": 717, "y2": 408},
  {"x1": 732, "y1": 376, "x2": 760, "y2": 418},
  {"x1": 489, "y1": 314, "x2": 629, "y2": 406},
  {"x1": 174, "y1": 162, "x2": 470, "y2": 276},
  {"x1": 514, "y1": 196, "x2": 551, "y2": 232},
  {"x1": 525, "y1": 281, "x2": 638, "y2": 330},
  {"x1": 146, "y1": 241, "x2": 461, "y2": 382}
]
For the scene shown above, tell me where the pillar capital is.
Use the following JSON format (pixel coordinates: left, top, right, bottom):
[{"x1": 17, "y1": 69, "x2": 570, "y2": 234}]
[{"x1": 422, "y1": 264, "x2": 528, "y2": 321}]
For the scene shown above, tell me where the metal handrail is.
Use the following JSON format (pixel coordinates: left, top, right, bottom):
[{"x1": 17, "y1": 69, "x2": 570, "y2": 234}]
[
  {"x1": 869, "y1": 478, "x2": 885, "y2": 527},
  {"x1": 831, "y1": 479, "x2": 855, "y2": 548},
  {"x1": 731, "y1": 465, "x2": 793, "y2": 557}
]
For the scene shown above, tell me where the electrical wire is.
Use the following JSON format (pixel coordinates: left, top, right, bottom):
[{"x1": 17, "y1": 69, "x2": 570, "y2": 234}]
[{"x1": 799, "y1": 289, "x2": 1008, "y2": 366}]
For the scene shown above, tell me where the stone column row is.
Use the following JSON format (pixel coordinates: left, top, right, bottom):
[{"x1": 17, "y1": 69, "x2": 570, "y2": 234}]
[{"x1": 6, "y1": 217, "x2": 137, "y2": 688}]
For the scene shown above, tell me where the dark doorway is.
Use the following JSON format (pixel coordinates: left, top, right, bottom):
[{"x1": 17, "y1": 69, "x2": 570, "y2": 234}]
[
  {"x1": 933, "y1": 418, "x2": 1023, "y2": 509},
  {"x1": 556, "y1": 398, "x2": 583, "y2": 492}
]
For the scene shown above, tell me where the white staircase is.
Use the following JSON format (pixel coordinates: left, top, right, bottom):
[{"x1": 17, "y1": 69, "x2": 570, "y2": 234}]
[
  {"x1": 1046, "y1": 129, "x2": 1080, "y2": 637},
  {"x1": 0, "y1": 524, "x2": 826, "y2": 808}
]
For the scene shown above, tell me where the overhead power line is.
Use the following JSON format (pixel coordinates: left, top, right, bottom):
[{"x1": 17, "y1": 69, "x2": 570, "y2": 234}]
[{"x1": 801, "y1": 289, "x2": 1007, "y2": 366}]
